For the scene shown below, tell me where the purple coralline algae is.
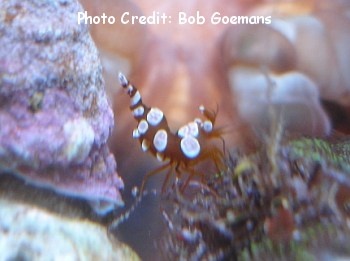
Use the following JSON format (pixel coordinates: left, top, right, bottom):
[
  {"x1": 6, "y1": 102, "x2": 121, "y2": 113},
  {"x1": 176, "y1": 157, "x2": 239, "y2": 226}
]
[{"x1": 0, "y1": 0, "x2": 123, "y2": 214}]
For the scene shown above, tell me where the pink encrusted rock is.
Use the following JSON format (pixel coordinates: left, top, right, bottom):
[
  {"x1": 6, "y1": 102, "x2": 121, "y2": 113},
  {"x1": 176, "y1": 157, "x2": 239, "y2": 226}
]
[{"x1": 0, "y1": 0, "x2": 123, "y2": 214}]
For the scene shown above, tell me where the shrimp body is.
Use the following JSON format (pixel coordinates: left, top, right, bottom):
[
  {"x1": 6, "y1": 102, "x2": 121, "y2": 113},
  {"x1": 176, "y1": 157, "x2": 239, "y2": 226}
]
[{"x1": 118, "y1": 72, "x2": 224, "y2": 190}]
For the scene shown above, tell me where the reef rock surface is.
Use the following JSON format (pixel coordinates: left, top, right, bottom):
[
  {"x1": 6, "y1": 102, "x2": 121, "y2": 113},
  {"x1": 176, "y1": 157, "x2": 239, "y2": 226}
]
[
  {"x1": 0, "y1": 0, "x2": 123, "y2": 213},
  {"x1": 0, "y1": 198, "x2": 140, "y2": 261}
]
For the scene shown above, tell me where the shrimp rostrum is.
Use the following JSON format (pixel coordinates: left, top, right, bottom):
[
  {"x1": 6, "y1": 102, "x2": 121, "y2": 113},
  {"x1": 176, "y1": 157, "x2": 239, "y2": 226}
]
[{"x1": 118, "y1": 72, "x2": 226, "y2": 192}]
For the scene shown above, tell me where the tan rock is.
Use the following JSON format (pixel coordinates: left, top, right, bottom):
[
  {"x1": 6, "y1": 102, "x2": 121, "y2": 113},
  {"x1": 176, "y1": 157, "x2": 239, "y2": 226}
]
[{"x1": 0, "y1": 198, "x2": 140, "y2": 261}]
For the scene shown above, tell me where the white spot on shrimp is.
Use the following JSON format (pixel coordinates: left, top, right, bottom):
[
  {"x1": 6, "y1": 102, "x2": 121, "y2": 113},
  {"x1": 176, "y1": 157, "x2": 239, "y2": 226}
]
[
  {"x1": 133, "y1": 106, "x2": 144, "y2": 117},
  {"x1": 132, "y1": 129, "x2": 140, "y2": 139},
  {"x1": 153, "y1": 129, "x2": 168, "y2": 152},
  {"x1": 203, "y1": 120, "x2": 213, "y2": 133},
  {"x1": 141, "y1": 139, "x2": 150, "y2": 151},
  {"x1": 137, "y1": 120, "x2": 148, "y2": 134},
  {"x1": 147, "y1": 108, "x2": 164, "y2": 126},
  {"x1": 127, "y1": 85, "x2": 134, "y2": 95},
  {"x1": 177, "y1": 122, "x2": 199, "y2": 138},
  {"x1": 131, "y1": 91, "x2": 141, "y2": 106},
  {"x1": 118, "y1": 72, "x2": 128, "y2": 87},
  {"x1": 180, "y1": 136, "x2": 200, "y2": 158},
  {"x1": 156, "y1": 152, "x2": 164, "y2": 162}
]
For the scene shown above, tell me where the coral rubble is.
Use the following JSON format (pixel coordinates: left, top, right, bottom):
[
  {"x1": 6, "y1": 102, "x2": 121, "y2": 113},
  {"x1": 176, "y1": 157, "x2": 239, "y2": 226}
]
[{"x1": 160, "y1": 134, "x2": 350, "y2": 260}]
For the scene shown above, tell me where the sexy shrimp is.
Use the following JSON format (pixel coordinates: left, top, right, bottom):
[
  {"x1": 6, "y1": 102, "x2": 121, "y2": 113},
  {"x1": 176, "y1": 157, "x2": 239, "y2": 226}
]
[{"x1": 118, "y1": 72, "x2": 225, "y2": 192}]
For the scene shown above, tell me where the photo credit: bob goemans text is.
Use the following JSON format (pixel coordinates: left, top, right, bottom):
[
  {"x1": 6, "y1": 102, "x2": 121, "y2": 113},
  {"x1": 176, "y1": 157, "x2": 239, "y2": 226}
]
[{"x1": 77, "y1": 11, "x2": 272, "y2": 25}]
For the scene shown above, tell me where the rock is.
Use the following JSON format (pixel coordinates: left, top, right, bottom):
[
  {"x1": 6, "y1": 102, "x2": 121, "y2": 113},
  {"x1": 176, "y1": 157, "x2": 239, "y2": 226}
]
[
  {"x1": 0, "y1": 0, "x2": 123, "y2": 214},
  {"x1": 0, "y1": 198, "x2": 140, "y2": 261}
]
